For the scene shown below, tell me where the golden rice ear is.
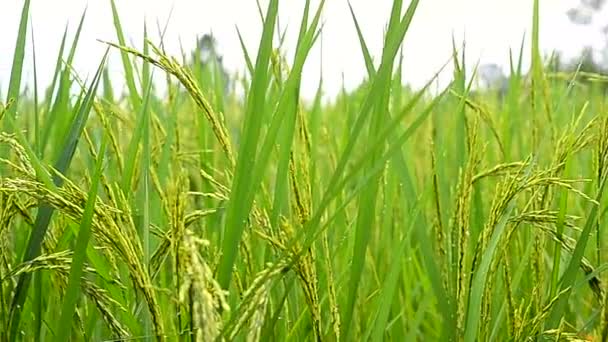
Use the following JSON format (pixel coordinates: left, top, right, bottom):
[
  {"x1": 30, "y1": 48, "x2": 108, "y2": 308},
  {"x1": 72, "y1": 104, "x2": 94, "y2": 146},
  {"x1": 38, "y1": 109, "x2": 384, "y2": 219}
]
[
  {"x1": 103, "y1": 40, "x2": 236, "y2": 169},
  {"x1": 5, "y1": 250, "x2": 129, "y2": 338},
  {"x1": 222, "y1": 261, "x2": 288, "y2": 340},
  {"x1": 177, "y1": 230, "x2": 228, "y2": 342},
  {"x1": 0, "y1": 161, "x2": 165, "y2": 339}
]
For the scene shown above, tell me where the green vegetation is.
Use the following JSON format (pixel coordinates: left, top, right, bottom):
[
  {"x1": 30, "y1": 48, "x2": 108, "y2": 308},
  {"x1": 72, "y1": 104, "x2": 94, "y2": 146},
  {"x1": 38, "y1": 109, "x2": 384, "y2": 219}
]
[{"x1": 1, "y1": 0, "x2": 608, "y2": 340}]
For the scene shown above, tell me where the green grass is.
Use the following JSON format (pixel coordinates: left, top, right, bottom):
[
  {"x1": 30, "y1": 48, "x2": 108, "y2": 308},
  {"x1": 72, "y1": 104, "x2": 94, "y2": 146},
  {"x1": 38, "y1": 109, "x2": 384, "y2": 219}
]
[{"x1": 1, "y1": 0, "x2": 608, "y2": 341}]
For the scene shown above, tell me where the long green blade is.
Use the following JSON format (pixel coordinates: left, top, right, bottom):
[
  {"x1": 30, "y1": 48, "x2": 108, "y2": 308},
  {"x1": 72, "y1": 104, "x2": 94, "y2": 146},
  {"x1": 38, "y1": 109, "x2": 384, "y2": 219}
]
[
  {"x1": 2, "y1": 0, "x2": 30, "y2": 133},
  {"x1": 8, "y1": 50, "x2": 108, "y2": 340},
  {"x1": 55, "y1": 134, "x2": 108, "y2": 342}
]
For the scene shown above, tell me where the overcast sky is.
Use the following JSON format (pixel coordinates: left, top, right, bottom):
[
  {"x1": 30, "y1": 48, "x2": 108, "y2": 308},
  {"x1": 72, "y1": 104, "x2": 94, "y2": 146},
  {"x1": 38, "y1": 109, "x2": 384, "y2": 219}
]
[{"x1": 0, "y1": 0, "x2": 605, "y2": 100}]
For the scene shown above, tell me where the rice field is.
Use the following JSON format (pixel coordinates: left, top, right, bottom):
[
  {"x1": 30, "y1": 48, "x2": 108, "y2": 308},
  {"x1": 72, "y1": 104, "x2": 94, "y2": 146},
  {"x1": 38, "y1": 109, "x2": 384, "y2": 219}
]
[{"x1": 1, "y1": 0, "x2": 608, "y2": 341}]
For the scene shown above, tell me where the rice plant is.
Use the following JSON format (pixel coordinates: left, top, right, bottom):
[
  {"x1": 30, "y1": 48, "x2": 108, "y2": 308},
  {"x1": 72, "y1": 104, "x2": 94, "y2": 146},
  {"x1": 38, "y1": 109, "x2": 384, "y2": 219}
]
[{"x1": 1, "y1": 0, "x2": 608, "y2": 341}]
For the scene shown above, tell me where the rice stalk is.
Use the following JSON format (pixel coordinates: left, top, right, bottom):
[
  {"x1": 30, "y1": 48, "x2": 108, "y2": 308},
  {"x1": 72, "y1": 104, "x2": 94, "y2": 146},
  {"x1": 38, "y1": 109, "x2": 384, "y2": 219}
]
[
  {"x1": 503, "y1": 254, "x2": 518, "y2": 339},
  {"x1": 472, "y1": 162, "x2": 527, "y2": 184},
  {"x1": 520, "y1": 287, "x2": 570, "y2": 338},
  {"x1": 449, "y1": 114, "x2": 482, "y2": 334},
  {"x1": 321, "y1": 230, "x2": 341, "y2": 341},
  {"x1": 596, "y1": 117, "x2": 608, "y2": 266},
  {"x1": 283, "y1": 162, "x2": 322, "y2": 341},
  {"x1": 245, "y1": 281, "x2": 270, "y2": 342},
  {"x1": 222, "y1": 262, "x2": 289, "y2": 340},
  {"x1": 458, "y1": 92, "x2": 506, "y2": 159},
  {"x1": 430, "y1": 132, "x2": 447, "y2": 291}
]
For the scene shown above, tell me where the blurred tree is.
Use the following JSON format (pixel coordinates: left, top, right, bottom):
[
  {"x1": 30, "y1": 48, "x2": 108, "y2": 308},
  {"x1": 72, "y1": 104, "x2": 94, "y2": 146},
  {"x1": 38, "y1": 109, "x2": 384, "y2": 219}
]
[
  {"x1": 561, "y1": 1, "x2": 608, "y2": 93},
  {"x1": 567, "y1": 0, "x2": 604, "y2": 25},
  {"x1": 191, "y1": 33, "x2": 231, "y2": 98},
  {"x1": 566, "y1": 0, "x2": 608, "y2": 72},
  {"x1": 472, "y1": 63, "x2": 509, "y2": 101},
  {"x1": 478, "y1": 63, "x2": 508, "y2": 90}
]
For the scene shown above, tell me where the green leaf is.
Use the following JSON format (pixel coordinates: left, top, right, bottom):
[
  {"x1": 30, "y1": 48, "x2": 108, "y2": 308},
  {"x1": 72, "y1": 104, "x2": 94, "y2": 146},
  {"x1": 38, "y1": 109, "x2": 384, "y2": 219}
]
[
  {"x1": 463, "y1": 162, "x2": 534, "y2": 342},
  {"x1": 8, "y1": 50, "x2": 108, "y2": 340},
  {"x1": 110, "y1": 0, "x2": 141, "y2": 111},
  {"x1": 217, "y1": 0, "x2": 280, "y2": 289},
  {"x1": 546, "y1": 173, "x2": 608, "y2": 328},
  {"x1": 2, "y1": 0, "x2": 30, "y2": 134},
  {"x1": 55, "y1": 134, "x2": 108, "y2": 342}
]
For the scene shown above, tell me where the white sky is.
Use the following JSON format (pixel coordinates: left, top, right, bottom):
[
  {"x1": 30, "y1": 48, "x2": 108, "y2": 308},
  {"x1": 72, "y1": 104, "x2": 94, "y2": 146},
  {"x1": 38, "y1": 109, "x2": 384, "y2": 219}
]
[{"x1": 0, "y1": 0, "x2": 605, "y2": 100}]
